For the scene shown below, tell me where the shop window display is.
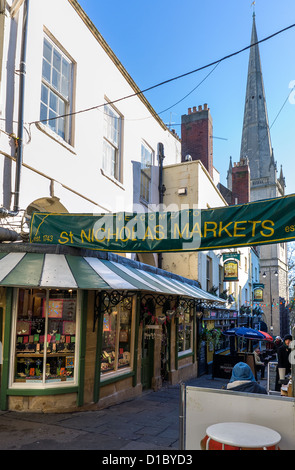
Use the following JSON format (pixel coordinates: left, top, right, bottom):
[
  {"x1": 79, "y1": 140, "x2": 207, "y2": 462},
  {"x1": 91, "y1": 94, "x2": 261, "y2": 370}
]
[
  {"x1": 178, "y1": 309, "x2": 193, "y2": 354},
  {"x1": 13, "y1": 288, "x2": 78, "y2": 386},
  {"x1": 101, "y1": 300, "x2": 133, "y2": 375}
]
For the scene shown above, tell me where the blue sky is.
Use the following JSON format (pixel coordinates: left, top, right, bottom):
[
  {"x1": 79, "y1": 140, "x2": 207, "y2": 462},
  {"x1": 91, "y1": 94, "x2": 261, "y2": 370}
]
[{"x1": 78, "y1": 0, "x2": 295, "y2": 194}]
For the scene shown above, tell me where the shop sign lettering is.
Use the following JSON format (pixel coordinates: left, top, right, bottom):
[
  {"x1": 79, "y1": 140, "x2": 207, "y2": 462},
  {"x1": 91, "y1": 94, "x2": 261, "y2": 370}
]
[{"x1": 30, "y1": 194, "x2": 295, "y2": 253}]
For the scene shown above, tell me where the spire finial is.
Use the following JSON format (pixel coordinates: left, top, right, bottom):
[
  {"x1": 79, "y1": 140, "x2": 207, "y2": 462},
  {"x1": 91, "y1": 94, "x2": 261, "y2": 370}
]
[{"x1": 251, "y1": 1, "x2": 256, "y2": 17}]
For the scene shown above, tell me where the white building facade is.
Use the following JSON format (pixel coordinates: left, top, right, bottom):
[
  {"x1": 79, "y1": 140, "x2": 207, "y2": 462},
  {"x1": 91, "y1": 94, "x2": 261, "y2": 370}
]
[
  {"x1": 0, "y1": 0, "x2": 181, "y2": 235},
  {"x1": 0, "y1": 0, "x2": 230, "y2": 412}
]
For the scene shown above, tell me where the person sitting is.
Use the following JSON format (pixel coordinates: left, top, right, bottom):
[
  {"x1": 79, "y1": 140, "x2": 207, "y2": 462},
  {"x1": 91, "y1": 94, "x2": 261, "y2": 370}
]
[
  {"x1": 200, "y1": 362, "x2": 269, "y2": 450},
  {"x1": 226, "y1": 362, "x2": 267, "y2": 394}
]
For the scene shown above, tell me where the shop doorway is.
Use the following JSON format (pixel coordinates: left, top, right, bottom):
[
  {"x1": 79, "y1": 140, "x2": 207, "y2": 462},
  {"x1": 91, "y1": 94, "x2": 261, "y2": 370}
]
[
  {"x1": 197, "y1": 320, "x2": 207, "y2": 376},
  {"x1": 160, "y1": 322, "x2": 170, "y2": 383},
  {"x1": 141, "y1": 297, "x2": 156, "y2": 390},
  {"x1": 141, "y1": 326, "x2": 154, "y2": 390},
  {"x1": 198, "y1": 340, "x2": 207, "y2": 376}
]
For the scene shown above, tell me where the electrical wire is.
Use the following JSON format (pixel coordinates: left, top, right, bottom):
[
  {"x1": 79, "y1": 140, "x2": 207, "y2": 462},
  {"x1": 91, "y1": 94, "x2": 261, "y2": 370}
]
[
  {"x1": 28, "y1": 22, "x2": 295, "y2": 127},
  {"x1": 269, "y1": 83, "x2": 295, "y2": 130},
  {"x1": 164, "y1": 81, "x2": 295, "y2": 134},
  {"x1": 123, "y1": 61, "x2": 221, "y2": 124},
  {"x1": 157, "y1": 61, "x2": 222, "y2": 117}
]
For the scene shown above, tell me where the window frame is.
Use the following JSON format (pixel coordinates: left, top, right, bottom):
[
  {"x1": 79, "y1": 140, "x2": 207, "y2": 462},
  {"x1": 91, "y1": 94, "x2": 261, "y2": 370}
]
[
  {"x1": 102, "y1": 102, "x2": 123, "y2": 182},
  {"x1": 177, "y1": 307, "x2": 193, "y2": 357},
  {"x1": 206, "y1": 256, "x2": 212, "y2": 292},
  {"x1": 40, "y1": 34, "x2": 74, "y2": 144},
  {"x1": 218, "y1": 265, "x2": 223, "y2": 296},
  {"x1": 140, "y1": 142, "x2": 154, "y2": 204},
  {"x1": 100, "y1": 298, "x2": 136, "y2": 381},
  {"x1": 9, "y1": 288, "x2": 81, "y2": 390}
]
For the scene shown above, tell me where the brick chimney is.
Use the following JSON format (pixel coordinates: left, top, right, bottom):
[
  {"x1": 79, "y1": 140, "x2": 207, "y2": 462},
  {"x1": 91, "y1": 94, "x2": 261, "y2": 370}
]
[
  {"x1": 231, "y1": 157, "x2": 250, "y2": 204},
  {"x1": 181, "y1": 104, "x2": 213, "y2": 178}
]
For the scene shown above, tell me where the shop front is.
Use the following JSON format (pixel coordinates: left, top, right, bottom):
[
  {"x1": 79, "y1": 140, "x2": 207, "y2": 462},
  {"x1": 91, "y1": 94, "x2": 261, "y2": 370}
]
[
  {"x1": 198, "y1": 308, "x2": 239, "y2": 375},
  {"x1": 0, "y1": 244, "x2": 225, "y2": 412}
]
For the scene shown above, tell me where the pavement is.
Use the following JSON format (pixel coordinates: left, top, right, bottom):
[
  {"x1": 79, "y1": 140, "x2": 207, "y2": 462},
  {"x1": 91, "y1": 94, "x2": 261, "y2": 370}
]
[{"x1": 0, "y1": 373, "x2": 268, "y2": 451}]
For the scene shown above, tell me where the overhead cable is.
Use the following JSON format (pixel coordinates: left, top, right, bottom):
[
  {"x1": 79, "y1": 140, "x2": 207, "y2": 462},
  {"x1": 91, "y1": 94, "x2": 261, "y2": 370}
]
[{"x1": 27, "y1": 22, "x2": 295, "y2": 127}]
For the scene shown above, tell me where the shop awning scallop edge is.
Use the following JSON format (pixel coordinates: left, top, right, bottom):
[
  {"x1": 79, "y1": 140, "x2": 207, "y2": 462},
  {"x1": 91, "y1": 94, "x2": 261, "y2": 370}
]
[{"x1": 0, "y1": 251, "x2": 225, "y2": 303}]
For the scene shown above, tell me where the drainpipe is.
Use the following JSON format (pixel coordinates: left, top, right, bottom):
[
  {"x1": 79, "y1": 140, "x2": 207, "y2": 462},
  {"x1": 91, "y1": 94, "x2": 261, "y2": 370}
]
[
  {"x1": 158, "y1": 143, "x2": 166, "y2": 269},
  {"x1": 0, "y1": 0, "x2": 29, "y2": 218},
  {"x1": 0, "y1": 227, "x2": 20, "y2": 241}
]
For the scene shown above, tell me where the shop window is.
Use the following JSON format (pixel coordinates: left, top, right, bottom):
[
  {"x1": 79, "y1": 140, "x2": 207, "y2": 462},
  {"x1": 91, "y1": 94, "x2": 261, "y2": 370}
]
[
  {"x1": 12, "y1": 289, "x2": 79, "y2": 387},
  {"x1": 178, "y1": 308, "x2": 193, "y2": 355},
  {"x1": 101, "y1": 299, "x2": 133, "y2": 375}
]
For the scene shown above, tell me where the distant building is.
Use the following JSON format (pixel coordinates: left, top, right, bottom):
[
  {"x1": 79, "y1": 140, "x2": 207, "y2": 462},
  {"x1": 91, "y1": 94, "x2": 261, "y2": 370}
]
[
  {"x1": 226, "y1": 14, "x2": 289, "y2": 336},
  {"x1": 162, "y1": 104, "x2": 260, "y2": 373}
]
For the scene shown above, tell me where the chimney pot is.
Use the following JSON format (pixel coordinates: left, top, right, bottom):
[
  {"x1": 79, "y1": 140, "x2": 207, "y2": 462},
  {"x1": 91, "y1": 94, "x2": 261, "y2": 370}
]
[
  {"x1": 193, "y1": 106, "x2": 197, "y2": 113},
  {"x1": 198, "y1": 105, "x2": 202, "y2": 111}
]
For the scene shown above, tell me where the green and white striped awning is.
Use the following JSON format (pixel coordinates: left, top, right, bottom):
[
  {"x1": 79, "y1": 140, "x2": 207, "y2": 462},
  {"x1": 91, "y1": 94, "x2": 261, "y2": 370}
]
[{"x1": 0, "y1": 252, "x2": 224, "y2": 303}]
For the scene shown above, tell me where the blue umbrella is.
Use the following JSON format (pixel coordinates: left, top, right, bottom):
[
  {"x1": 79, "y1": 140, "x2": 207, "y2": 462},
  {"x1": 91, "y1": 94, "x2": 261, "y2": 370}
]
[
  {"x1": 234, "y1": 327, "x2": 265, "y2": 340},
  {"x1": 223, "y1": 327, "x2": 265, "y2": 340}
]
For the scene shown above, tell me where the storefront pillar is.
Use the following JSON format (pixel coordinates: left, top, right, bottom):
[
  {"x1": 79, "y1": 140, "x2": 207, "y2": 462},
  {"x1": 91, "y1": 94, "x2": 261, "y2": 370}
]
[
  {"x1": 93, "y1": 291, "x2": 104, "y2": 404},
  {"x1": 193, "y1": 307, "x2": 197, "y2": 364},
  {"x1": 175, "y1": 316, "x2": 179, "y2": 372},
  {"x1": 0, "y1": 288, "x2": 13, "y2": 411},
  {"x1": 77, "y1": 290, "x2": 88, "y2": 407},
  {"x1": 132, "y1": 293, "x2": 141, "y2": 388}
]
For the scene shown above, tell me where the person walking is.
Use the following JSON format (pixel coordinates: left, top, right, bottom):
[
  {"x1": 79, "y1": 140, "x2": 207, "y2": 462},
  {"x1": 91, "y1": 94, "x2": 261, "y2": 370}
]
[
  {"x1": 254, "y1": 348, "x2": 265, "y2": 379},
  {"x1": 271, "y1": 336, "x2": 282, "y2": 358},
  {"x1": 275, "y1": 334, "x2": 292, "y2": 391}
]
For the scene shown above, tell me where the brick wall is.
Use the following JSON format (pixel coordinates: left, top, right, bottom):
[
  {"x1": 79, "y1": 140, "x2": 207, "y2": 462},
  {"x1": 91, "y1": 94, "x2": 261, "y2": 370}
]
[
  {"x1": 181, "y1": 104, "x2": 213, "y2": 178},
  {"x1": 231, "y1": 157, "x2": 250, "y2": 204}
]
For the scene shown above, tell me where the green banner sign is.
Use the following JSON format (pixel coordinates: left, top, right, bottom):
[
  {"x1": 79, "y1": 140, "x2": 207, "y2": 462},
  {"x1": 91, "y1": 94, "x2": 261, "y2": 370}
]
[
  {"x1": 253, "y1": 284, "x2": 265, "y2": 302},
  {"x1": 29, "y1": 194, "x2": 295, "y2": 253},
  {"x1": 222, "y1": 253, "x2": 241, "y2": 261},
  {"x1": 223, "y1": 260, "x2": 239, "y2": 282}
]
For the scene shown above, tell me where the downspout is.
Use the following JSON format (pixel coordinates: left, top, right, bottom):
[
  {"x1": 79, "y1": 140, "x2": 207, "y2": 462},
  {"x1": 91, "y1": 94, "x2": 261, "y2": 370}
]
[
  {"x1": 0, "y1": 227, "x2": 20, "y2": 241},
  {"x1": 158, "y1": 143, "x2": 166, "y2": 269},
  {"x1": 0, "y1": 0, "x2": 29, "y2": 218}
]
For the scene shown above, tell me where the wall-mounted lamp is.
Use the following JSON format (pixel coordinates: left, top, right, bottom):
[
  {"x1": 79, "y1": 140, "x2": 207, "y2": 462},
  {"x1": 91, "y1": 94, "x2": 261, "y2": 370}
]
[{"x1": 263, "y1": 270, "x2": 278, "y2": 278}]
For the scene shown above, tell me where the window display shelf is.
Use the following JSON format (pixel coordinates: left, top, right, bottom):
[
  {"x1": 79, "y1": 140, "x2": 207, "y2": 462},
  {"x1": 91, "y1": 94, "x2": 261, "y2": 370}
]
[
  {"x1": 12, "y1": 288, "x2": 78, "y2": 388},
  {"x1": 16, "y1": 352, "x2": 71, "y2": 357}
]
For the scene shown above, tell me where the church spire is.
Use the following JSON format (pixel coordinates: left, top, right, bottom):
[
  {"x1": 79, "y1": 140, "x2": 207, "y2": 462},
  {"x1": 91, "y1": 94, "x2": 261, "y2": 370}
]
[{"x1": 240, "y1": 14, "x2": 273, "y2": 182}]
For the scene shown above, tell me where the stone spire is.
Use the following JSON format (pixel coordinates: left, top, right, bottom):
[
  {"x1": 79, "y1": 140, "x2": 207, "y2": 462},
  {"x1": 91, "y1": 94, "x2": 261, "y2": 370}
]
[
  {"x1": 227, "y1": 156, "x2": 232, "y2": 191},
  {"x1": 240, "y1": 13, "x2": 274, "y2": 183}
]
